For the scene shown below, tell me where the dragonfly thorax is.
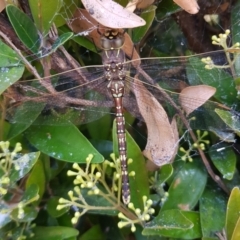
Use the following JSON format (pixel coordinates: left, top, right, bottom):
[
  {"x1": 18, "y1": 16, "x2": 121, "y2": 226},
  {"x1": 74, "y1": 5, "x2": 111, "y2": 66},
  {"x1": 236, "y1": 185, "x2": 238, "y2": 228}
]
[
  {"x1": 102, "y1": 36, "x2": 126, "y2": 82},
  {"x1": 107, "y1": 80, "x2": 125, "y2": 98}
]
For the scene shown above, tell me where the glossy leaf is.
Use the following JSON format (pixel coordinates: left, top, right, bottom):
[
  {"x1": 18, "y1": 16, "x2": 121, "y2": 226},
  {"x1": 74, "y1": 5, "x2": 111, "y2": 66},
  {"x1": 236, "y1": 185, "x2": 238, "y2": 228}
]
[
  {"x1": 0, "y1": 39, "x2": 24, "y2": 95},
  {"x1": 113, "y1": 120, "x2": 149, "y2": 208},
  {"x1": 231, "y1": 219, "x2": 240, "y2": 240},
  {"x1": 25, "y1": 119, "x2": 104, "y2": 163},
  {"x1": 200, "y1": 186, "x2": 227, "y2": 238},
  {"x1": 187, "y1": 55, "x2": 237, "y2": 106},
  {"x1": 79, "y1": 224, "x2": 105, "y2": 240},
  {"x1": 47, "y1": 197, "x2": 69, "y2": 218},
  {"x1": 78, "y1": 188, "x2": 118, "y2": 216},
  {"x1": 157, "y1": 164, "x2": 174, "y2": 185},
  {"x1": 21, "y1": 184, "x2": 39, "y2": 202},
  {"x1": 29, "y1": 0, "x2": 63, "y2": 34},
  {"x1": 215, "y1": 109, "x2": 240, "y2": 136},
  {"x1": 6, "y1": 5, "x2": 40, "y2": 53},
  {"x1": 11, "y1": 206, "x2": 38, "y2": 222},
  {"x1": 53, "y1": 0, "x2": 79, "y2": 27},
  {"x1": 226, "y1": 187, "x2": 240, "y2": 240},
  {"x1": 87, "y1": 114, "x2": 112, "y2": 140},
  {"x1": 10, "y1": 152, "x2": 40, "y2": 183},
  {"x1": 7, "y1": 102, "x2": 46, "y2": 139},
  {"x1": 51, "y1": 32, "x2": 74, "y2": 52},
  {"x1": 209, "y1": 142, "x2": 236, "y2": 180},
  {"x1": 161, "y1": 160, "x2": 207, "y2": 211},
  {"x1": 231, "y1": 1, "x2": 240, "y2": 79},
  {"x1": 32, "y1": 226, "x2": 78, "y2": 240},
  {"x1": 26, "y1": 159, "x2": 46, "y2": 202},
  {"x1": 143, "y1": 210, "x2": 201, "y2": 238},
  {"x1": 132, "y1": 5, "x2": 156, "y2": 43},
  {"x1": 156, "y1": 0, "x2": 181, "y2": 20},
  {"x1": 9, "y1": 185, "x2": 39, "y2": 223},
  {"x1": 0, "y1": 202, "x2": 12, "y2": 228}
]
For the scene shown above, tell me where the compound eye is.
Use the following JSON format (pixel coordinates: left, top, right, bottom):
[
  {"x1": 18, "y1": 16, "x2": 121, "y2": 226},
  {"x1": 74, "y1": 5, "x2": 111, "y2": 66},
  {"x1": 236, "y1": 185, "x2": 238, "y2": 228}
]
[
  {"x1": 101, "y1": 37, "x2": 111, "y2": 49},
  {"x1": 112, "y1": 37, "x2": 124, "y2": 48}
]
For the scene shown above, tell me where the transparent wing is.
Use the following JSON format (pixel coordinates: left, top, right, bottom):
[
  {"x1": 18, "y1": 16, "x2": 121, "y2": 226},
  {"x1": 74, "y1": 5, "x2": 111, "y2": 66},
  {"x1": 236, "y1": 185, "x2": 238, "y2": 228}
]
[{"x1": 5, "y1": 50, "x2": 240, "y2": 136}]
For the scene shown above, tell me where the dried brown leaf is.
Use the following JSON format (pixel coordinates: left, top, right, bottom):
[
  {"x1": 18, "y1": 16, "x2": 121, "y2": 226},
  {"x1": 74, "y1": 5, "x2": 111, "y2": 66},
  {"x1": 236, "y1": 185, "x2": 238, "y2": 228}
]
[
  {"x1": 126, "y1": 0, "x2": 155, "y2": 12},
  {"x1": 174, "y1": 0, "x2": 199, "y2": 14},
  {"x1": 0, "y1": 0, "x2": 5, "y2": 12},
  {"x1": 81, "y1": 0, "x2": 146, "y2": 28},
  {"x1": 133, "y1": 79, "x2": 179, "y2": 166},
  {"x1": 68, "y1": 9, "x2": 140, "y2": 60},
  {"x1": 179, "y1": 85, "x2": 216, "y2": 116},
  {"x1": 145, "y1": 114, "x2": 179, "y2": 170}
]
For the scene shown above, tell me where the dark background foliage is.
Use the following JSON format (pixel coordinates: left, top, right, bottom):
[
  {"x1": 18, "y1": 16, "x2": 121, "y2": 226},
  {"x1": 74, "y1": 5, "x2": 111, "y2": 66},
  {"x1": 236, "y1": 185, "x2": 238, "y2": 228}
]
[{"x1": 1, "y1": 0, "x2": 240, "y2": 239}]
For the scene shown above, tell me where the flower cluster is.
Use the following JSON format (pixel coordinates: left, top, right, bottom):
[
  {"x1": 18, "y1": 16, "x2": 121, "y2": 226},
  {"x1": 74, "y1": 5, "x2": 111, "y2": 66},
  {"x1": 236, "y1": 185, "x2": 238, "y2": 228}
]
[
  {"x1": 0, "y1": 141, "x2": 22, "y2": 195},
  {"x1": 201, "y1": 30, "x2": 240, "y2": 70},
  {"x1": 180, "y1": 130, "x2": 210, "y2": 162},
  {"x1": 118, "y1": 196, "x2": 155, "y2": 232}
]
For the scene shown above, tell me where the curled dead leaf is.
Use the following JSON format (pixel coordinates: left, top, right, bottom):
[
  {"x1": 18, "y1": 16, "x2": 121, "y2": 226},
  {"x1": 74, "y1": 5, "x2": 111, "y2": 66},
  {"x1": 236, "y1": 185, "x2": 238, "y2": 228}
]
[
  {"x1": 0, "y1": 0, "x2": 5, "y2": 13},
  {"x1": 133, "y1": 78, "x2": 179, "y2": 166},
  {"x1": 179, "y1": 85, "x2": 216, "y2": 116},
  {"x1": 174, "y1": 0, "x2": 199, "y2": 14},
  {"x1": 81, "y1": 0, "x2": 146, "y2": 28},
  {"x1": 68, "y1": 9, "x2": 140, "y2": 60},
  {"x1": 126, "y1": 0, "x2": 155, "y2": 12}
]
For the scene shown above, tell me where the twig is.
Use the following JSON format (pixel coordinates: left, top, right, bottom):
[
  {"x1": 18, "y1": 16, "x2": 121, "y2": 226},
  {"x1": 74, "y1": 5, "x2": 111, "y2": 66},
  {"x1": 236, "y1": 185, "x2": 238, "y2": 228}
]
[{"x1": 0, "y1": 30, "x2": 55, "y2": 93}]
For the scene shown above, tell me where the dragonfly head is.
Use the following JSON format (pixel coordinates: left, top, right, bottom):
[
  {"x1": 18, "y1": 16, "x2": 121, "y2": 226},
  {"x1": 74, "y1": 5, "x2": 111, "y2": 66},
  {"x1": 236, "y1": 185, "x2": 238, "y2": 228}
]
[{"x1": 101, "y1": 29, "x2": 125, "y2": 50}]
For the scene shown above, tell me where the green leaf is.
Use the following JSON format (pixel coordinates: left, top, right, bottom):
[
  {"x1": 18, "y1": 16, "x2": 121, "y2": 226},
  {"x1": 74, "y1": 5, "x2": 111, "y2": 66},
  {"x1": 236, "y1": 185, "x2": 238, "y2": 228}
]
[
  {"x1": 187, "y1": 54, "x2": 237, "y2": 106},
  {"x1": 226, "y1": 187, "x2": 240, "y2": 240},
  {"x1": 53, "y1": 0, "x2": 79, "y2": 27},
  {"x1": 7, "y1": 102, "x2": 46, "y2": 139},
  {"x1": 231, "y1": 2, "x2": 240, "y2": 80},
  {"x1": 79, "y1": 187, "x2": 118, "y2": 215},
  {"x1": 112, "y1": 120, "x2": 149, "y2": 208},
  {"x1": 47, "y1": 197, "x2": 69, "y2": 218},
  {"x1": 32, "y1": 226, "x2": 78, "y2": 240},
  {"x1": 231, "y1": 218, "x2": 240, "y2": 240},
  {"x1": 51, "y1": 32, "x2": 74, "y2": 52},
  {"x1": 132, "y1": 5, "x2": 156, "y2": 43},
  {"x1": 143, "y1": 210, "x2": 201, "y2": 238},
  {"x1": 29, "y1": 0, "x2": 63, "y2": 34},
  {"x1": 21, "y1": 184, "x2": 39, "y2": 202},
  {"x1": 26, "y1": 158, "x2": 46, "y2": 202},
  {"x1": 9, "y1": 152, "x2": 40, "y2": 183},
  {"x1": 200, "y1": 185, "x2": 227, "y2": 238},
  {"x1": 0, "y1": 39, "x2": 24, "y2": 95},
  {"x1": 156, "y1": 0, "x2": 181, "y2": 20},
  {"x1": 209, "y1": 142, "x2": 236, "y2": 180},
  {"x1": 11, "y1": 206, "x2": 38, "y2": 222},
  {"x1": 79, "y1": 224, "x2": 105, "y2": 240},
  {"x1": 87, "y1": 114, "x2": 112, "y2": 140},
  {"x1": 231, "y1": 0, "x2": 240, "y2": 45},
  {"x1": 157, "y1": 164, "x2": 173, "y2": 185},
  {"x1": 161, "y1": 160, "x2": 207, "y2": 211},
  {"x1": 25, "y1": 119, "x2": 104, "y2": 163},
  {"x1": 6, "y1": 5, "x2": 40, "y2": 53},
  {"x1": 0, "y1": 202, "x2": 12, "y2": 228},
  {"x1": 215, "y1": 109, "x2": 240, "y2": 136},
  {"x1": 10, "y1": 185, "x2": 39, "y2": 222}
]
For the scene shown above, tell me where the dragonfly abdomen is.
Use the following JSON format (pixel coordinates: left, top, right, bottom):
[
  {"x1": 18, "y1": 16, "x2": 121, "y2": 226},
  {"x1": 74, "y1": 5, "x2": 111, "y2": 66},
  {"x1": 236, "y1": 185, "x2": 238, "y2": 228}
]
[
  {"x1": 101, "y1": 29, "x2": 130, "y2": 204},
  {"x1": 114, "y1": 96, "x2": 130, "y2": 205}
]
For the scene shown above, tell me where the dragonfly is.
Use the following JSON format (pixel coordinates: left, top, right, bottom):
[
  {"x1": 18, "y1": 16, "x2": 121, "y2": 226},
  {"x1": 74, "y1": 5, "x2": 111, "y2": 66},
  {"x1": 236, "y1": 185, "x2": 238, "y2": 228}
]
[{"x1": 4, "y1": 29, "x2": 240, "y2": 204}]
